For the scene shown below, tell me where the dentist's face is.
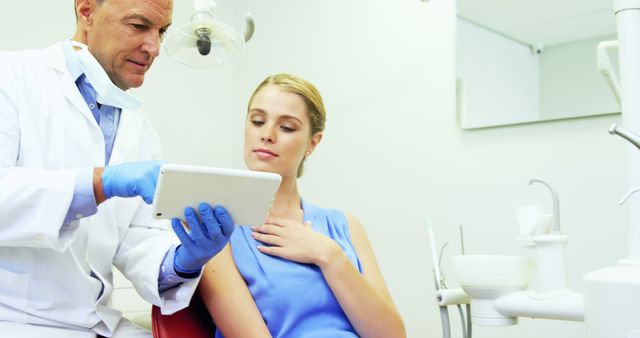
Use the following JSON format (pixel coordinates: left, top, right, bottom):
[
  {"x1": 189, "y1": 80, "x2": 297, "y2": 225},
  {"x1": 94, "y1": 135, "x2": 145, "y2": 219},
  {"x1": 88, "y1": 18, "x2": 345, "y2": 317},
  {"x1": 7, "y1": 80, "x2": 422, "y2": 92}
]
[
  {"x1": 78, "y1": 0, "x2": 173, "y2": 90},
  {"x1": 244, "y1": 85, "x2": 317, "y2": 179}
]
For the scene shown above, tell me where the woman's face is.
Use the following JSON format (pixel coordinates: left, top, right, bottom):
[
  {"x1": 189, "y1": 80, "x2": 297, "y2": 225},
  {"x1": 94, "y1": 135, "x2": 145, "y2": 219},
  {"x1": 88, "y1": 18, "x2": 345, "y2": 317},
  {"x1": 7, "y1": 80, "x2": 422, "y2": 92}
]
[{"x1": 244, "y1": 85, "x2": 320, "y2": 178}]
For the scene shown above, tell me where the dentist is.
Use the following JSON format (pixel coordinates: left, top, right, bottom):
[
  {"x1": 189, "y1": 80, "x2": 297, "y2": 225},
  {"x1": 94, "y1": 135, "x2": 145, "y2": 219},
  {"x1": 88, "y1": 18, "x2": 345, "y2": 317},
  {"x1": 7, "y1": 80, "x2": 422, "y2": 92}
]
[{"x1": 0, "y1": 0, "x2": 233, "y2": 337}]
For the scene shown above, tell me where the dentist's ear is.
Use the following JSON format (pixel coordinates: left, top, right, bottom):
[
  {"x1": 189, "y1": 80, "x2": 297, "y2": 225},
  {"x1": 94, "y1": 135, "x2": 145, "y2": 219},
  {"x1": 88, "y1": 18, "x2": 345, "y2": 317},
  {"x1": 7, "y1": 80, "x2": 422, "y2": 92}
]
[{"x1": 75, "y1": 0, "x2": 93, "y2": 23}]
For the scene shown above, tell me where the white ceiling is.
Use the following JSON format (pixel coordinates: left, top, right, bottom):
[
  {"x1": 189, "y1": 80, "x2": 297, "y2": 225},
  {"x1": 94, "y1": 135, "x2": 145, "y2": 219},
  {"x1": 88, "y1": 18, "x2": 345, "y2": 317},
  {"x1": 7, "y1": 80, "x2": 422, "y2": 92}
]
[{"x1": 457, "y1": 0, "x2": 617, "y2": 47}]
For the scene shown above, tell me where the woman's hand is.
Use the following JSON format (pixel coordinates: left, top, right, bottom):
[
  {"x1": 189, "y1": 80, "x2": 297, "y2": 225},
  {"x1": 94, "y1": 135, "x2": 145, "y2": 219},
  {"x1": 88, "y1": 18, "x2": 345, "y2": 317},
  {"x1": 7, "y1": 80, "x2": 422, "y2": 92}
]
[{"x1": 251, "y1": 217, "x2": 341, "y2": 267}]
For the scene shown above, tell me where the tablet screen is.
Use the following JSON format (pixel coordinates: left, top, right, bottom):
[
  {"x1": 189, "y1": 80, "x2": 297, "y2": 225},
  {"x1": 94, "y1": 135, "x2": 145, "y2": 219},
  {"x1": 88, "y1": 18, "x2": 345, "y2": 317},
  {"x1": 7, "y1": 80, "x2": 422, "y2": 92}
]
[{"x1": 152, "y1": 164, "x2": 282, "y2": 227}]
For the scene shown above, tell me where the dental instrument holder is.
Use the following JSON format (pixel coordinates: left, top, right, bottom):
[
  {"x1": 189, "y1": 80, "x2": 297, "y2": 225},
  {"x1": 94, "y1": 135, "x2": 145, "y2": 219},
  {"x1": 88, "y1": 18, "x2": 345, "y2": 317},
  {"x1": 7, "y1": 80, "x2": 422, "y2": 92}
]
[
  {"x1": 426, "y1": 218, "x2": 472, "y2": 338},
  {"x1": 583, "y1": 180, "x2": 640, "y2": 338},
  {"x1": 583, "y1": 0, "x2": 640, "y2": 336},
  {"x1": 585, "y1": 122, "x2": 640, "y2": 337}
]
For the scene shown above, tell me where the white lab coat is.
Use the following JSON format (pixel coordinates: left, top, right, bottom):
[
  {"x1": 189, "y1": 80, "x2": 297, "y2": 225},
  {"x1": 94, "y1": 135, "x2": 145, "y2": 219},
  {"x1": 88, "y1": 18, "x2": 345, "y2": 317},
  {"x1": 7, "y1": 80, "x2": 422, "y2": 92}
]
[{"x1": 0, "y1": 42, "x2": 197, "y2": 337}]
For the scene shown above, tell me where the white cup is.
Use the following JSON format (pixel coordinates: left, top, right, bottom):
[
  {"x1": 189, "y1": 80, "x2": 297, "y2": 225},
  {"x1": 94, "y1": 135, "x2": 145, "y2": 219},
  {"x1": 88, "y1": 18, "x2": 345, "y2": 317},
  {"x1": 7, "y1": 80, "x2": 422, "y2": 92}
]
[
  {"x1": 533, "y1": 214, "x2": 553, "y2": 235},
  {"x1": 516, "y1": 205, "x2": 544, "y2": 236}
]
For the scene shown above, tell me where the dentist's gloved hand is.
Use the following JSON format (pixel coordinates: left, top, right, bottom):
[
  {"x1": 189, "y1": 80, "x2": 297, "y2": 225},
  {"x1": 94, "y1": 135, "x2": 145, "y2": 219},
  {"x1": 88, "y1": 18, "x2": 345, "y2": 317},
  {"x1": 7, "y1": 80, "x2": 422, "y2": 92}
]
[
  {"x1": 172, "y1": 203, "x2": 235, "y2": 274},
  {"x1": 102, "y1": 160, "x2": 165, "y2": 204}
]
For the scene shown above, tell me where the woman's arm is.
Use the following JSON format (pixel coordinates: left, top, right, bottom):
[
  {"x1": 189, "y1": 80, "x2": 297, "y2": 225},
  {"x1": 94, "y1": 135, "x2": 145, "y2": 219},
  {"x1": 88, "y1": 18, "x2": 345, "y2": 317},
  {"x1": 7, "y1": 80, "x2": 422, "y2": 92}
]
[
  {"x1": 319, "y1": 214, "x2": 406, "y2": 338},
  {"x1": 199, "y1": 244, "x2": 272, "y2": 338},
  {"x1": 252, "y1": 215, "x2": 406, "y2": 338}
]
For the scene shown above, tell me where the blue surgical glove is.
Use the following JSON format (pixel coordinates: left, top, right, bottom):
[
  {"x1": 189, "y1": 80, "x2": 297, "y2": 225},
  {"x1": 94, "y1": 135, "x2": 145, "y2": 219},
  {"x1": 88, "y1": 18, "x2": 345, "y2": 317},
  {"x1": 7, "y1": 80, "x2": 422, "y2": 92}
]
[
  {"x1": 102, "y1": 160, "x2": 165, "y2": 204},
  {"x1": 172, "y1": 203, "x2": 235, "y2": 274}
]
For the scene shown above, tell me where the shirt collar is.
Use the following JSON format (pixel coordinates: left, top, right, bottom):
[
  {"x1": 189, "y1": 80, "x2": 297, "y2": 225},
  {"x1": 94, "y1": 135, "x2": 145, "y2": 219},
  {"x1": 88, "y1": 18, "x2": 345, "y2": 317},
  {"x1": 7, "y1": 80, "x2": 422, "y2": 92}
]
[{"x1": 62, "y1": 39, "x2": 84, "y2": 82}]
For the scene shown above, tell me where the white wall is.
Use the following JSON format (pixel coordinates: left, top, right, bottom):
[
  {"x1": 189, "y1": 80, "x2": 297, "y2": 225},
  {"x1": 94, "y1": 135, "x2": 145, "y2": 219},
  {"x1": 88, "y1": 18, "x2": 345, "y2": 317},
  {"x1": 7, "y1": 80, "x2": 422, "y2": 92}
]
[
  {"x1": 0, "y1": 3, "x2": 76, "y2": 52},
  {"x1": 2, "y1": 2, "x2": 633, "y2": 338},
  {"x1": 138, "y1": 0, "x2": 238, "y2": 167}
]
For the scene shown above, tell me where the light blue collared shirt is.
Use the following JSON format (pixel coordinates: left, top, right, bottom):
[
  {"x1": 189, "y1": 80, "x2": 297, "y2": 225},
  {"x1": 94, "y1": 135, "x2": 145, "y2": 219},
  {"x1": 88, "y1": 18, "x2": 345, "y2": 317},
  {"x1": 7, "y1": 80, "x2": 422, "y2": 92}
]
[
  {"x1": 62, "y1": 40, "x2": 119, "y2": 224},
  {"x1": 60, "y1": 41, "x2": 191, "y2": 291}
]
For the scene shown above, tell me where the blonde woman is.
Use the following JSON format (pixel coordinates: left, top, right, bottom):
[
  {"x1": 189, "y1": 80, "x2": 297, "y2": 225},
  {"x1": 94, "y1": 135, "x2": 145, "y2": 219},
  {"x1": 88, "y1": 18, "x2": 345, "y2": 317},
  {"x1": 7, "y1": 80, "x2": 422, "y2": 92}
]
[{"x1": 199, "y1": 74, "x2": 406, "y2": 338}]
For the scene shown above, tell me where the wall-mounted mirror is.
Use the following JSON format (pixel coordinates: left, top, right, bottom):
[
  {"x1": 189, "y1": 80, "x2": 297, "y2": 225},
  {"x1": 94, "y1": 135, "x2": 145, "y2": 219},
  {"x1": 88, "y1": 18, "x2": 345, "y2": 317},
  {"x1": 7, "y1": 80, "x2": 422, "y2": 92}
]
[{"x1": 456, "y1": 0, "x2": 620, "y2": 129}]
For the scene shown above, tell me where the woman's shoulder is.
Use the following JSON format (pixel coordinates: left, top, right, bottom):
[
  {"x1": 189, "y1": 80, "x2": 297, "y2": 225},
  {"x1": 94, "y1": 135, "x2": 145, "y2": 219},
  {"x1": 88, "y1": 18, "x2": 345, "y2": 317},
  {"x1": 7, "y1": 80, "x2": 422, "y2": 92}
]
[
  {"x1": 303, "y1": 199, "x2": 363, "y2": 233},
  {"x1": 304, "y1": 199, "x2": 346, "y2": 221}
]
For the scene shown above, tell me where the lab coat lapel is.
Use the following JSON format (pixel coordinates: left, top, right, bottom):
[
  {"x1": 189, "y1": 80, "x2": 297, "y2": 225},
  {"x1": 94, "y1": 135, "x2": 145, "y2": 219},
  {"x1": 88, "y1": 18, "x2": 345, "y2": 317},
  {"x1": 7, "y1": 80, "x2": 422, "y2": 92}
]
[
  {"x1": 61, "y1": 76, "x2": 98, "y2": 130},
  {"x1": 45, "y1": 42, "x2": 100, "y2": 131}
]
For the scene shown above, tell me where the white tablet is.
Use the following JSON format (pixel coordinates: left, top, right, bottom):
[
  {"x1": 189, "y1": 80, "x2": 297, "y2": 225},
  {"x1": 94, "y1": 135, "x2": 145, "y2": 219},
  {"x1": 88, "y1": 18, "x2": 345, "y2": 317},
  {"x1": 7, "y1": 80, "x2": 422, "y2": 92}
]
[{"x1": 152, "y1": 164, "x2": 282, "y2": 226}]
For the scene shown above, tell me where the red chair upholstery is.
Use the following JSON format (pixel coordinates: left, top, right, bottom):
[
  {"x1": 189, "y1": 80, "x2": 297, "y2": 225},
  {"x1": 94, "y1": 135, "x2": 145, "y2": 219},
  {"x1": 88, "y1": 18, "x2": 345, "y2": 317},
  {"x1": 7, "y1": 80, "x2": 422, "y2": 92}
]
[{"x1": 151, "y1": 289, "x2": 215, "y2": 338}]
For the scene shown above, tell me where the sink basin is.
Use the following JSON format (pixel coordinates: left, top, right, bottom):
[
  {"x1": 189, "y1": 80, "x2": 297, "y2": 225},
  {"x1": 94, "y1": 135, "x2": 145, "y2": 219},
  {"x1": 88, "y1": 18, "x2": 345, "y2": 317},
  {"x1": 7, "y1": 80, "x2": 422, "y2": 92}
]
[
  {"x1": 451, "y1": 254, "x2": 532, "y2": 288},
  {"x1": 451, "y1": 254, "x2": 533, "y2": 326}
]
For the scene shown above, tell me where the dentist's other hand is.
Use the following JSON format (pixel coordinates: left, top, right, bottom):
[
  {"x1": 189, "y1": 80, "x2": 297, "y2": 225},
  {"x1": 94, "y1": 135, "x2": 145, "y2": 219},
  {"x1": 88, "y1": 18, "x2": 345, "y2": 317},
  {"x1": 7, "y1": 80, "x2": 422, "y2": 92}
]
[
  {"x1": 172, "y1": 203, "x2": 235, "y2": 274},
  {"x1": 100, "y1": 160, "x2": 165, "y2": 204}
]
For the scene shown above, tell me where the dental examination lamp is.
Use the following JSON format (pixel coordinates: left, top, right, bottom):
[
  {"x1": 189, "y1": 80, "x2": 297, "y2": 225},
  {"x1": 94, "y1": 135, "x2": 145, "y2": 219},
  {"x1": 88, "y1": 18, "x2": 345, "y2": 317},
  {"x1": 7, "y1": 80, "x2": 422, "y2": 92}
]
[{"x1": 163, "y1": 0, "x2": 255, "y2": 68}]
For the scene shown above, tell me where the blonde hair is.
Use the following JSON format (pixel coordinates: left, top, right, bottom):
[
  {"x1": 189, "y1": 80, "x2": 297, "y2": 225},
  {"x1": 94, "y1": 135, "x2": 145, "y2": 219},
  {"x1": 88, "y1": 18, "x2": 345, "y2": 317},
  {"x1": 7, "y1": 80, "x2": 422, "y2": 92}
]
[{"x1": 248, "y1": 73, "x2": 326, "y2": 178}]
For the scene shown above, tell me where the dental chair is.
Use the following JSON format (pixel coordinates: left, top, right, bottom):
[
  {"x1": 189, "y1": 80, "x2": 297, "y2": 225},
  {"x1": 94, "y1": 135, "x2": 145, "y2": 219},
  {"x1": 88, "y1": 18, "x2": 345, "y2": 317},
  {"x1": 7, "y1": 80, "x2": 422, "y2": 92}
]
[{"x1": 151, "y1": 289, "x2": 215, "y2": 338}]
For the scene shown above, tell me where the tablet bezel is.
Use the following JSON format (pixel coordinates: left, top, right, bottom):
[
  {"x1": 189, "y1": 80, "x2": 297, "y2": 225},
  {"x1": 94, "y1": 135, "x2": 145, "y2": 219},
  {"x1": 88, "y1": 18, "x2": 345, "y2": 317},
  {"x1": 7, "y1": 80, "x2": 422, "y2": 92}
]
[{"x1": 151, "y1": 164, "x2": 282, "y2": 226}]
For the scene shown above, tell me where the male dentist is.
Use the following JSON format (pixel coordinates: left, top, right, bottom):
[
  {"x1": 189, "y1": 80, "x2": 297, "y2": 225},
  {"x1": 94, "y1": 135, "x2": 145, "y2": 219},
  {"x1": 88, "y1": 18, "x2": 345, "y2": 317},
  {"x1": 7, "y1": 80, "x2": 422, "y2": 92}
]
[{"x1": 0, "y1": 0, "x2": 233, "y2": 337}]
